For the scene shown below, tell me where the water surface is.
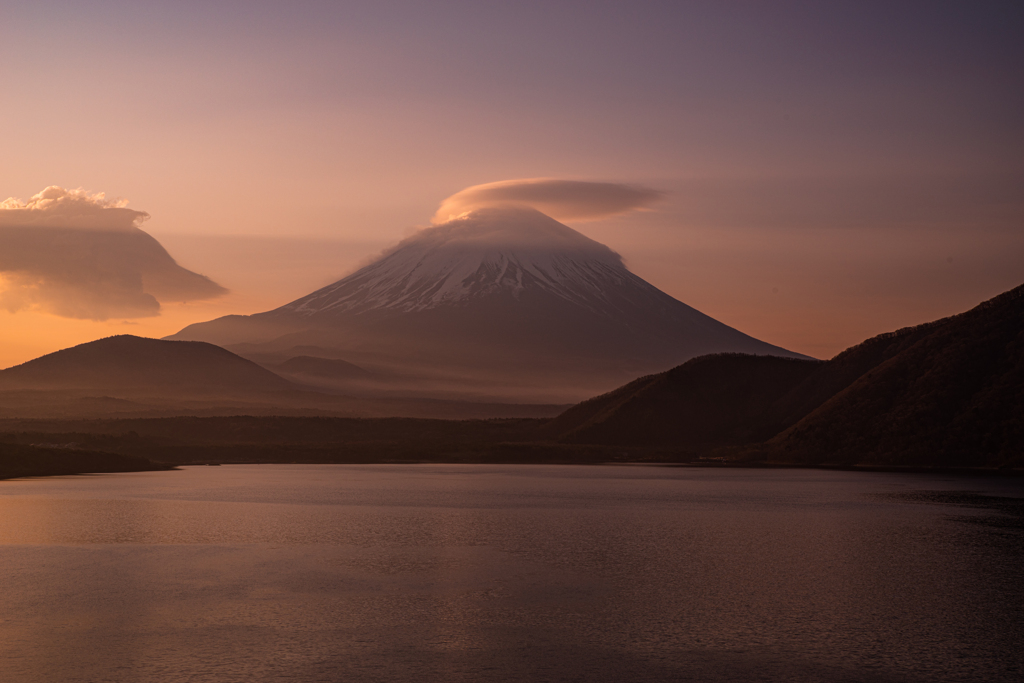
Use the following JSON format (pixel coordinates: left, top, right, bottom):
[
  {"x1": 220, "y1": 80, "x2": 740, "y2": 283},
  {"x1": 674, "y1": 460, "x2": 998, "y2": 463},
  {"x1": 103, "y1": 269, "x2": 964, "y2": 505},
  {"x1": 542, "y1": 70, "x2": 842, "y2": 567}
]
[{"x1": 0, "y1": 465, "x2": 1021, "y2": 682}]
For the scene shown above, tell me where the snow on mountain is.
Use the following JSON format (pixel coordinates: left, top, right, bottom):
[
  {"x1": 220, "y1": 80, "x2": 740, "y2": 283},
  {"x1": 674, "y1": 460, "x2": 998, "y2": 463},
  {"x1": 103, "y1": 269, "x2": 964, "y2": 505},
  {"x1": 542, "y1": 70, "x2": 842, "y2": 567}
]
[{"x1": 281, "y1": 207, "x2": 636, "y2": 317}]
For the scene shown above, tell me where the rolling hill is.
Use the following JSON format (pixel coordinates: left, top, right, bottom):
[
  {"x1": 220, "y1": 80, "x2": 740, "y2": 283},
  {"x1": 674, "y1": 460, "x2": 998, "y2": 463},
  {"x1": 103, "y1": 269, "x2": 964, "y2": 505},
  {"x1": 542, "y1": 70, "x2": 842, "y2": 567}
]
[
  {"x1": 0, "y1": 335, "x2": 293, "y2": 396},
  {"x1": 553, "y1": 283, "x2": 1024, "y2": 468}
]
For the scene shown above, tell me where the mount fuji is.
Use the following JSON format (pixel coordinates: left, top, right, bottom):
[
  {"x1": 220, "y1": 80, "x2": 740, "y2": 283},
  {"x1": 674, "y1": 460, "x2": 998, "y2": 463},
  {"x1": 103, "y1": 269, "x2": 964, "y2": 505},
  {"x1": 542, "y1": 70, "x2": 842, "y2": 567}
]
[{"x1": 169, "y1": 206, "x2": 808, "y2": 402}]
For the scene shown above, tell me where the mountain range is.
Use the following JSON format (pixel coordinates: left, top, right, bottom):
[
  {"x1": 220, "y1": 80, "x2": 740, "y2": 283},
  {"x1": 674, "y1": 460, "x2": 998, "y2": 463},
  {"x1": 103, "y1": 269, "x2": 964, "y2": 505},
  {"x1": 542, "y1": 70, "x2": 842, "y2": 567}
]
[
  {"x1": 2, "y1": 196, "x2": 1019, "y2": 470},
  {"x1": 0, "y1": 282, "x2": 1019, "y2": 470}
]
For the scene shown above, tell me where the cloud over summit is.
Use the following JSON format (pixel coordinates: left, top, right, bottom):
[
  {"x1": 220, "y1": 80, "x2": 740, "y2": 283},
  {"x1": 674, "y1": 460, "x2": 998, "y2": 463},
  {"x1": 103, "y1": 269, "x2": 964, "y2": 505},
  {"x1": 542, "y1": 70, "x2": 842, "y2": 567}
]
[
  {"x1": 433, "y1": 178, "x2": 664, "y2": 224},
  {"x1": 0, "y1": 187, "x2": 226, "y2": 320}
]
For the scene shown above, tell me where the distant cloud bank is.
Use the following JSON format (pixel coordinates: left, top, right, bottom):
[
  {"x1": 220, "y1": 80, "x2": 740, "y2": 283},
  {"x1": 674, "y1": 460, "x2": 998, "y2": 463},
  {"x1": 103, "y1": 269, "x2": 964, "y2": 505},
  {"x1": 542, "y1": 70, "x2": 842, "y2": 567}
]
[
  {"x1": 433, "y1": 178, "x2": 663, "y2": 224},
  {"x1": 0, "y1": 186, "x2": 226, "y2": 320}
]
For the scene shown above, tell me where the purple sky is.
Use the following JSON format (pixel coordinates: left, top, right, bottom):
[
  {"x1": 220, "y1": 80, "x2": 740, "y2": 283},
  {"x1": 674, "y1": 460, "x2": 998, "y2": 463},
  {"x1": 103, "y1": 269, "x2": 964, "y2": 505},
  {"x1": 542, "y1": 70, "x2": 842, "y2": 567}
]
[{"x1": 1, "y1": 0, "x2": 1022, "y2": 364}]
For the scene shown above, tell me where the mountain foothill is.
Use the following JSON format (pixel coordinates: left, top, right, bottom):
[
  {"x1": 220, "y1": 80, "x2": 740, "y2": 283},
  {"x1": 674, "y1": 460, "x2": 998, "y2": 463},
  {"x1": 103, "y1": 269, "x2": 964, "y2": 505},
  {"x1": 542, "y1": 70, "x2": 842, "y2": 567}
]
[{"x1": 1, "y1": 206, "x2": 1020, "y2": 474}]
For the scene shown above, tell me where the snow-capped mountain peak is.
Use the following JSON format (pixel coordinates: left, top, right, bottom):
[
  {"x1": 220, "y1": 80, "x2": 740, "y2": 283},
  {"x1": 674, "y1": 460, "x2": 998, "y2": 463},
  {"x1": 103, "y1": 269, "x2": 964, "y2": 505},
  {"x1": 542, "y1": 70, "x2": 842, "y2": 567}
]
[
  {"x1": 282, "y1": 206, "x2": 640, "y2": 316},
  {"x1": 169, "y1": 202, "x2": 806, "y2": 403}
]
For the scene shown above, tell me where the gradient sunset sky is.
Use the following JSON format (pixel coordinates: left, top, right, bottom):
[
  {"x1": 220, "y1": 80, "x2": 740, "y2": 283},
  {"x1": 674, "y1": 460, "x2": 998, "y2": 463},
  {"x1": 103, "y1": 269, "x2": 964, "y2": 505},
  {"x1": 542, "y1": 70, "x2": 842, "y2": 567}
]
[{"x1": 2, "y1": 0, "x2": 1022, "y2": 367}]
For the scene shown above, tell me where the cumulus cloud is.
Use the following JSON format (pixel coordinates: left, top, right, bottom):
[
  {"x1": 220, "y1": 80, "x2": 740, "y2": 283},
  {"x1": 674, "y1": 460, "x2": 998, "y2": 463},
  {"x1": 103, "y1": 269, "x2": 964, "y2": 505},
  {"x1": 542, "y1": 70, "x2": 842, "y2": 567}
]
[
  {"x1": 0, "y1": 186, "x2": 226, "y2": 320},
  {"x1": 432, "y1": 178, "x2": 664, "y2": 224}
]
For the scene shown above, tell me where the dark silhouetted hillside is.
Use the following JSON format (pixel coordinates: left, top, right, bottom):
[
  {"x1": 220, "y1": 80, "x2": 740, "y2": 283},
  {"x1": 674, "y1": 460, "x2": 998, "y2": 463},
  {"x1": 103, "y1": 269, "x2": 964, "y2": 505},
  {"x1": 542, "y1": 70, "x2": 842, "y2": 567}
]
[
  {"x1": 0, "y1": 335, "x2": 294, "y2": 396},
  {"x1": 555, "y1": 283, "x2": 1024, "y2": 469},
  {"x1": 756, "y1": 284, "x2": 1024, "y2": 468},
  {"x1": 549, "y1": 354, "x2": 820, "y2": 450}
]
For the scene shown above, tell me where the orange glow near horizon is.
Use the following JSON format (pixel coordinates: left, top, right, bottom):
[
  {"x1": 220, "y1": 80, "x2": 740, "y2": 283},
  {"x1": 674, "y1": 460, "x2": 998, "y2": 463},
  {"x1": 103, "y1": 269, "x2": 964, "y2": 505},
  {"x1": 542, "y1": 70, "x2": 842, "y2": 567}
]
[
  {"x1": 1, "y1": 2, "x2": 1021, "y2": 372},
  {"x1": 0, "y1": 302, "x2": 237, "y2": 370}
]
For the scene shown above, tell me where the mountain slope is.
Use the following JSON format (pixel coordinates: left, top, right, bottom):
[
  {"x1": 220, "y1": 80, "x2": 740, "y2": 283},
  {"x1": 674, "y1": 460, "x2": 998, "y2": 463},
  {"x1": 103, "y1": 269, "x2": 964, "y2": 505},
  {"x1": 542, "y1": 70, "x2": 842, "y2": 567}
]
[
  {"x1": 170, "y1": 207, "x2": 806, "y2": 402},
  {"x1": 0, "y1": 335, "x2": 294, "y2": 396},
  {"x1": 549, "y1": 354, "x2": 821, "y2": 449},
  {"x1": 761, "y1": 283, "x2": 1024, "y2": 467},
  {"x1": 553, "y1": 282, "x2": 1024, "y2": 468}
]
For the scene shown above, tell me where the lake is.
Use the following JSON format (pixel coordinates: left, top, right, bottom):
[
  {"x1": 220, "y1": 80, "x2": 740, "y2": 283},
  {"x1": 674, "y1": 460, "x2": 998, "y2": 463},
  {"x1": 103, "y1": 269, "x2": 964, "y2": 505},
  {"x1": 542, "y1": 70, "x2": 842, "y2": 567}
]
[{"x1": 0, "y1": 465, "x2": 1021, "y2": 682}]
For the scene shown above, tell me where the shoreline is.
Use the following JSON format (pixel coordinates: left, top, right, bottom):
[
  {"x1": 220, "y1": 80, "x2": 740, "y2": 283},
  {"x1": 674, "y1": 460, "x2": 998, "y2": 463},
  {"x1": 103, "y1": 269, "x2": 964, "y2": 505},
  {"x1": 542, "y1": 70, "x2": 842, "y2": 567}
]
[
  {"x1": 0, "y1": 444, "x2": 174, "y2": 481},
  {"x1": 6, "y1": 457, "x2": 1021, "y2": 481}
]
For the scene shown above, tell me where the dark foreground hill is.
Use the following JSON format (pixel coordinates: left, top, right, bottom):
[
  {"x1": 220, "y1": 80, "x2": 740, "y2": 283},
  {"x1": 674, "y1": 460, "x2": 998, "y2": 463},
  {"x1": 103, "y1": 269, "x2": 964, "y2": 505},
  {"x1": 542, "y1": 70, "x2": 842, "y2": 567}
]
[
  {"x1": 0, "y1": 335, "x2": 293, "y2": 396},
  {"x1": 554, "y1": 283, "x2": 1024, "y2": 469},
  {"x1": 758, "y1": 284, "x2": 1024, "y2": 468},
  {"x1": 549, "y1": 354, "x2": 822, "y2": 449},
  {"x1": 550, "y1": 307, "x2": 958, "y2": 450}
]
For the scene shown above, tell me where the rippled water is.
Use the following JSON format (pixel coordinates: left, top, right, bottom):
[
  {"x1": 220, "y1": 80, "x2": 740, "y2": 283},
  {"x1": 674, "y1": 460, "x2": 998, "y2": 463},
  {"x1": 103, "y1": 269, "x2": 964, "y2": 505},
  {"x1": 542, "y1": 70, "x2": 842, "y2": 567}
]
[{"x1": 0, "y1": 465, "x2": 1021, "y2": 682}]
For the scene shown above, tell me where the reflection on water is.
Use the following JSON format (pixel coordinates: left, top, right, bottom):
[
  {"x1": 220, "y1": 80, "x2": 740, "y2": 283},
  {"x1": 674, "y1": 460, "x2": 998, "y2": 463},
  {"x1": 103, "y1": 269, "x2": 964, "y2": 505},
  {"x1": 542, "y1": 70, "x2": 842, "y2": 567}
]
[{"x1": 0, "y1": 465, "x2": 1021, "y2": 682}]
